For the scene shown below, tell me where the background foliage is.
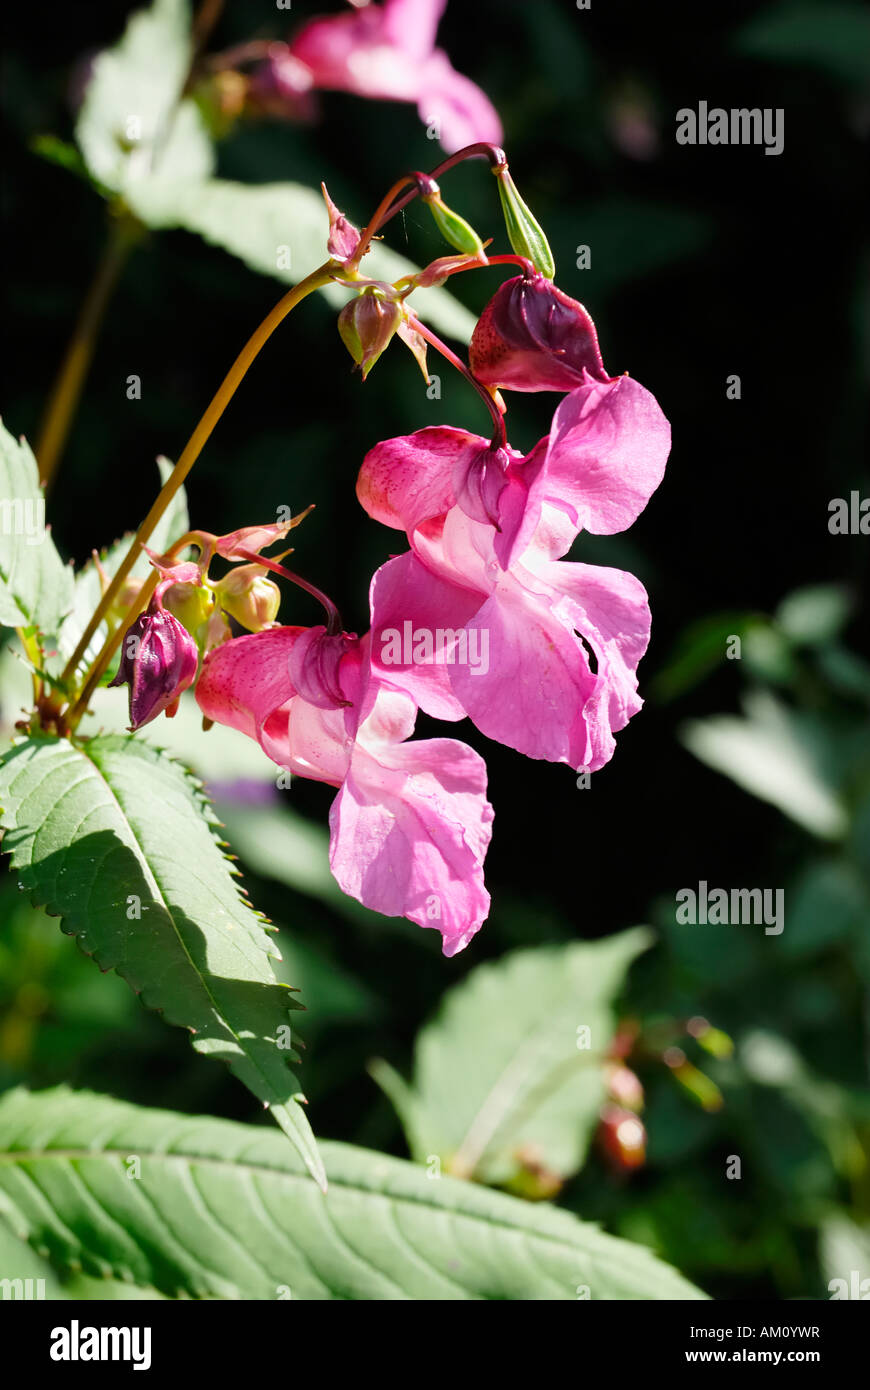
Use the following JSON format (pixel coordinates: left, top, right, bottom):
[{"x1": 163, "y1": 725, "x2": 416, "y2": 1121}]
[{"x1": 1, "y1": 0, "x2": 868, "y2": 1299}]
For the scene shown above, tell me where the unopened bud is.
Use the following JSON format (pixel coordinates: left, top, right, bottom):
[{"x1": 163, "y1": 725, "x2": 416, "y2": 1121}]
[
  {"x1": 422, "y1": 191, "x2": 487, "y2": 259},
  {"x1": 161, "y1": 581, "x2": 213, "y2": 639},
  {"x1": 109, "y1": 602, "x2": 198, "y2": 730},
  {"x1": 494, "y1": 167, "x2": 555, "y2": 279},
  {"x1": 216, "y1": 564, "x2": 281, "y2": 631},
  {"x1": 338, "y1": 290, "x2": 403, "y2": 379},
  {"x1": 597, "y1": 1104, "x2": 647, "y2": 1172},
  {"x1": 470, "y1": 273, "x2": 609, "y2": 392},
  {"x1": 322, "y1": 182, "x2": 361, "y2": 263}
]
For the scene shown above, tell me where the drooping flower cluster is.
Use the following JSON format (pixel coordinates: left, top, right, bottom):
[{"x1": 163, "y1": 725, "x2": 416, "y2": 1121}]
[{"x1": 113, "y1": 170, "x2": 670, "y2": 957}]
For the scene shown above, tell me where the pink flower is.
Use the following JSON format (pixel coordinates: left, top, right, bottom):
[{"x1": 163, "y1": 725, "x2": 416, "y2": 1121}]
[
  {"x1": 195, "y1": 624, "x2": 493, "y2": 955},
  {"x1": 287, "y1": 0, "x2": 502, "y2": 153},
  {"x1": 357, "y1": 376, "x2": 670, "y2": 768}
]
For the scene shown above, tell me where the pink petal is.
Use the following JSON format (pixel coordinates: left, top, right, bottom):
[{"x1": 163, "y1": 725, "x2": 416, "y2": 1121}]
[
  {"x1": 540, "y1": 560, "x2": 651, "y2": 770},
  {"x1": 357, "y1": 426, "x2": 475, "y2": 534},
  {"x1": 195, "y1": 627, "x2": 302, "y2": 743},
  {"x1": 382, "y1": 0, "x2": 446, "y2": 60},
  {"x1": 290, "y1": 8, "x2": 419, "y2": 100},
  {"x1": 417, "y1": 51, "x2": 503, "y2": 152},
  {"x1": 449, "y1": 566, "x2": 598, "y2": 767},
  {"x1": 539, "y1": 376, "x2": 671, "y2": 536},
  {"x1": 368, "y1": 551, "x2": 479, "y2": 720},
  {"x1": 329, "y1": 733, "x2": 493, "y2": 955}
]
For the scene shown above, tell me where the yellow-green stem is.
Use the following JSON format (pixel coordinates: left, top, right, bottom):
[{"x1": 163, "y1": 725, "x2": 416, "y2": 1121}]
[
  {"x1": 61, "y1": 261, "x2": 337, "y2": 703},
  {"x1": 36, "y1": 219, "x2": 137, "y2": 489}
]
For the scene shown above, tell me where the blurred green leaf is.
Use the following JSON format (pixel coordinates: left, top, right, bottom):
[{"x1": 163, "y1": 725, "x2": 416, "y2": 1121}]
[
  {"x1": 652, "y1": 612, "x2": 765, "y2": 701},
  {"x1": 375, "y1": 929, "x2": 652, "y2": 1186},
  {"x1": 0, "y1": 1086, "x2": 705, "y2": 1300},
  {"x1": 775, "y1": 584, "x2": 853, "y2": 647},
  {"x1": 74, "y1": 0, "x2": 213, "y2": 197},
  {"x1": 819, "y1": 1213, "x2": 870, "y2": 1292},
  {"x1": 780, "y1": 859, "x2": 869, "y2": 959},
  {"x1": 681, "y1": 690, "x2": 848, "y2": 839},
  {"x1": 735, "y1": 2, "x2": 870, "y2": 88},
  {"x1": 128, "y1": 177, "x2": 478, "y2": 343}
]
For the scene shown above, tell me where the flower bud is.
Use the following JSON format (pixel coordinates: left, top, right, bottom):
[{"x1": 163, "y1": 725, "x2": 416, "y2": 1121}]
[
  {"x1": 321, "y1": 182, "x2": 361, "y2": 263},
  {"x1": 597, "y1": 1103, "x2": 647, "y2": 1172},
  {"x1": 422, "y1": 191, "x2": 487, "y2": 259},
  {"x1": 469, "y1": 273, "x2": 610, "y2": 392},
  {"x1": 604, "y1": 1062, "x2": 644, "y2": 1112},
  {"x1": 110, "y1": 602, "x2": 199, "y2": 730},
  {"x1": 338, "y1": 290, "x2": 403, "y2": 379},
  {"x1": 161, "y1": 581, "x2": 213, "y2": 639},
  {"x1": 494, "y1": 167, "x2": 555, "y2": 279},
  {"x1": 216, "y1": 564, "x2": 281, "y2": 631}
]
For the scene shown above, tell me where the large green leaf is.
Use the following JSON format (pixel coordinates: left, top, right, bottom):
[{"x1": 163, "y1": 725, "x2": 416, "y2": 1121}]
[
  {"x1": 129, "y1": 177, "x2": 479, "y2": 343},
  {"x1": 0, "y1": 734, "x2": 324, "y2": 1188},
  {"x1": 373, "y1": 929, "x2": 652, "y2": 1186},
  {"x1": 0, "y1": 420, "x2": 73, "y2": 637},
  {"x1": 74, "y1": 0, "x2": 213, "y2": 198},
  {"x1": 0, "y1": 1087, "x2": 705, "y2": 1300}
]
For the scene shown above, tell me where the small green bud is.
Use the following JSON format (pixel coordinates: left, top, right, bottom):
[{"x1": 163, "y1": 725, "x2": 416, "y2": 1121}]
[
  {"x1": 216, "y1": 564, "x2": 281, "y2": 631},
  {"x1": 161, "y1": 582, "x2": 213, "y2": 639},
  {"x1": 422, "y1": 192, "x2": 487, "y2": 259},
  {"x1": 495, "y1": 167, "x2": 555, "y2": 279}
]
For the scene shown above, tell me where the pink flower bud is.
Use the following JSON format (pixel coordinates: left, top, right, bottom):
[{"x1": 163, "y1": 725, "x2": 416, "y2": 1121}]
[
  {"x1": 322, "y1": 183, "x2": 361, "y2": 263},
  {"x1": 338, "y1": 290, "x2": 403, "y2": 379},
  {"x1": 604, "y1": 1062, "x2": 645, "y2": 1112},
  {"x1": 597, "y1": 1103, "x2": 647, "y2": 1173},
  {"x1": 110, "y1": 602, "x2": 199, "y2": 731},
  {"x1": 469, "y1": 273, "x2": 611, "y2": 393}
]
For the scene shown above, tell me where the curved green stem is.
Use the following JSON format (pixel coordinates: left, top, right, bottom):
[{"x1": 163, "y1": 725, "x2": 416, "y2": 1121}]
[{"x1": 62, "y1": 260, "x2": 338, "y2": 710}]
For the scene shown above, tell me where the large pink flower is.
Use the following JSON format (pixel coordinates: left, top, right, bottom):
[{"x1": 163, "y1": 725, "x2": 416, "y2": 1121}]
[
  {"x1": 287, "y1": 0, "x2": 502, "y2": 153},
  {"x1": 358, "y1": 375, "x2": 670, "y2": 768},
  {"x1": 195, "y1": 625, "x2": 493, "y2": 955}
]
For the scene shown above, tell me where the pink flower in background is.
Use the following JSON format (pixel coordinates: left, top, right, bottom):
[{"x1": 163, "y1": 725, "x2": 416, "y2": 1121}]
[
  {"x1": 285, "y1": 0, "x2": 502, "y2": 152},
  {"x1": 358, "y1": 375, "x2": 671, "y2": 768},
  {"x1": 196, "y1": 624, "x2": 493, "y2": 955}
]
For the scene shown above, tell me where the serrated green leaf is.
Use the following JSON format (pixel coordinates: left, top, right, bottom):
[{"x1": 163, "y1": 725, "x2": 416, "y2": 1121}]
[
  {"x1": 0, "y1": 420, "x2": 73, "y2": 638},
  {"x1": 375, "y1": 930, "x2": 652, "y2": 1185},
  {"x1": 0, "y1": 1087, "x2": 705, "y2": 1300},
  {"x1": 0, "y1": 1214, "x2": 67, "y2": 1299},
  {"x1": 74, "y1": 0, "x2": 213, "y2": 198},
  {"x1": 734, "y1": 2, "x2": 870, "y2": 88},
  {"x1": 0, "y1": 735, "x2": 324, "y2": 1188},
  {"x1": 128, "y1": 177, "x2": 478, "y2": 343}
]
